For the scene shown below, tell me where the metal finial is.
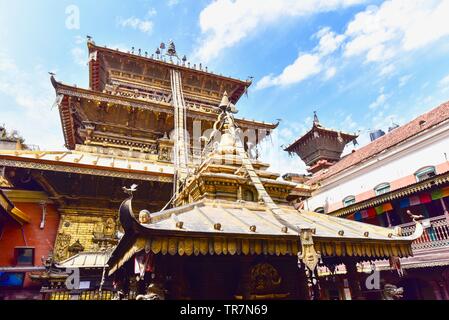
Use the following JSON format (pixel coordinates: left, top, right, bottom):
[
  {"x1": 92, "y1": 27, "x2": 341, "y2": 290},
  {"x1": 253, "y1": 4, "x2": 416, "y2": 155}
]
[
  {"x1": 313, "y1": 111, "x2": 319, "y2": 124},
  {"x1": 167, "y1": 40, "x2": 176, "y2": 56}
]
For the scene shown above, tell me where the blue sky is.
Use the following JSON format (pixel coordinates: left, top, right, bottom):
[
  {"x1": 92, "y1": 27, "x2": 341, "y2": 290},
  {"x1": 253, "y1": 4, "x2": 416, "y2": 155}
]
[{"x1": 1, "y1": 0, "x2": 449, "y2": 175}]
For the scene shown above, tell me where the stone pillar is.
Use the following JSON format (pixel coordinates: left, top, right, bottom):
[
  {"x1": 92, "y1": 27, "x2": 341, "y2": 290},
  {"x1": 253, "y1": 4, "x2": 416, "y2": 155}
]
[{"x1": 345, "y1": 259, "x2": 363, "y2": 300}]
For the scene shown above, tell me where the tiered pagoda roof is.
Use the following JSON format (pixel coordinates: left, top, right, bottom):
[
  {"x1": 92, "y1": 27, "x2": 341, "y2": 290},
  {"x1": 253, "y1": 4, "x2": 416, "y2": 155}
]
[
  {"x1": 285, "y1": 113, "x2": 358, "y2": 174},
  {"x1": 87, "y1": 40, "x2": 250, "y2": 104},
  {"x1": 52, "y1": 39, "x2": 277, "y2": 155}
]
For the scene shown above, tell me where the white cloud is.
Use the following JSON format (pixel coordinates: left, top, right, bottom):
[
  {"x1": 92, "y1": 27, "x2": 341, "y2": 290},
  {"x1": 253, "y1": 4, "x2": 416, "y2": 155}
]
[
  {"x1": 344, "y1": 0, "x2": 449, "y2": 62},
  {"x1": 71, "y1": 47, "x2": 86, "y2": 67},
  {"x1": 398, "y1": 74, "x2": 412, "y2": 87},
  {"x1": 119, "y1": 17, "x2": 154, "y2": 34},
  {"x1": 258, "y1": 120, "x2": 310, "y2": 175},
  {"x1": 369, "y1": 87, "x2": 388, "y2": 110},
  {"x1": 0, "y1": 52, "x2": 63, "y2": 149},
  {"x1": 439, "y1": 73, "x2": 449, "y2": 88},
  {"x1": 379, "y1": 63, "x2": 395, "y2": 77},
  {"x1": 314, "y1": 27, "x2": 346, "y2": 56},
  {"x1": 167, "y1": 0, "x2": 180, "y2": 6},
  {"x1": 194, "y1": 0, "x2": 365, "y2": 62},
  {"x1": 74, "y1": 35, "x2": 85, "y2": 45},
  {"x1": 147, "y1": 8, "x2": 157, "y2": 16},
  {"x1": 256, "y1": 25, "x2": 346, "y2": 89},
  {"x1": 256, "y1": 0, "x2": 449, "y2": 90},
  {"x1": 324, "y1": 66, "x2": 337, "y2": 80},
  {"x1": 256, "y1": 53, "x2": 322, "y2": 89}
]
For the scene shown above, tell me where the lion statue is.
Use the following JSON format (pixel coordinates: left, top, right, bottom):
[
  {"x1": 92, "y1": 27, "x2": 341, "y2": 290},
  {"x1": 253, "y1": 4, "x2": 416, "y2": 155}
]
[
  {"x1": 136, "y1": 283, "x2": 166, "y2": 300},
  {"x1": 381, "y1": 284, "x2": 404, "y2": 300}
]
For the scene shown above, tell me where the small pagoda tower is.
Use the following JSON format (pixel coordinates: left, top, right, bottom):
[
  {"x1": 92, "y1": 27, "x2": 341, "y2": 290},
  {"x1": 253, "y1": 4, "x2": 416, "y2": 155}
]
[{"x1": 284, "y1": 112, "x2": 358, "y2": 174}]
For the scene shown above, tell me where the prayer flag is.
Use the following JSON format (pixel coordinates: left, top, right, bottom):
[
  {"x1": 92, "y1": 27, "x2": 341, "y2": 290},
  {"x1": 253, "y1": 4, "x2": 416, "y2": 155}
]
[
  {"x1": 361, "y1": 210, "x2": 369, "y2": 219},
  {"x1": 419, "y1": 193, "x2": 432, "y2": 204},
  {"x1": 399, "y1": 198, "x2": 410, "y2": 208},
  {"x1": 431, "y1": 189, "x2": 443, "y2": 200},
  {"x1": 368, "y1": 208, "x2": 377, "y2": 218},
  {"x1": 442, "y1": 186, "x2": 449, "y2": 198},
  {"x1": 409, "y1": 195, "x2": 420, "y2": 206}
]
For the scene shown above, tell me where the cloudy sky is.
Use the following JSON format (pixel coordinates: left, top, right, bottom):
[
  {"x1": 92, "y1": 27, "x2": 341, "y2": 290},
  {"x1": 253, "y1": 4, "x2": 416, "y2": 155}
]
[{"x1": 1, "y1": 0, "x2": 449, "y2": 175}]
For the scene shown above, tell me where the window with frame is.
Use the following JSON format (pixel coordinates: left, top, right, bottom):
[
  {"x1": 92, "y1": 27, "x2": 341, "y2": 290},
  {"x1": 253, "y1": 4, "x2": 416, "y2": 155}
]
[
  {"x1": 0, "y1": 272, "x2": 25, "y2": 287},
  {"x1": 415, "y1": 166, "x2": 436, "y2": 182},
  {"x1": 374, "y1": 183, "x2": 390, "y2": 196},
  {"x1": 243, "y1": 190, "x2": 255, "y2": 202},
  {"x1": 314, "y1": 207, "x2": 325, "y2": 214},
  {"x1": 14, "y1": 247, "x2": 35, "y2": 266},
  {"x1": 342, "y1": 196, "x2": 356, "y2": 207}
]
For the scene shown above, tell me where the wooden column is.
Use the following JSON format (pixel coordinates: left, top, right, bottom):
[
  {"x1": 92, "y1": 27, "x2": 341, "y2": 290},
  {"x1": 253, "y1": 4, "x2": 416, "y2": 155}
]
[
  {"x1": 345, "y1": 259, "x2": 362, "y2": 300},
  {"x1": 239, "y1": 257, "x2": 253, "y2": 300},
  {"x1": 297, "y1": 262, "x2": 311, "y2": 300}
]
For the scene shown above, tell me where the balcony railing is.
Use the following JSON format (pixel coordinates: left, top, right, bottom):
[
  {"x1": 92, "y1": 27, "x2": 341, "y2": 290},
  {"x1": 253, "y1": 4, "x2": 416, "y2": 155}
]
[{"x1": 399, "y1": 214, "x2": 449, "y2": 251}]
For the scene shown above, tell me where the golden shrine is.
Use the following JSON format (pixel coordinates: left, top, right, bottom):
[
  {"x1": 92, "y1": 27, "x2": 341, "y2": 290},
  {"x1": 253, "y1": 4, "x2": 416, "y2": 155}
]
[
  {"x1": 0, "y1": 38, "x2": 423, "y2": 300},
  {"x1": 107, "y1": 88, "x2": 423, "y2": 300}
]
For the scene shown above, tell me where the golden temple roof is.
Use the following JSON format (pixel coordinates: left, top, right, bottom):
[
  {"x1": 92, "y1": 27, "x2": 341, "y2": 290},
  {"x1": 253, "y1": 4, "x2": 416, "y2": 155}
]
[
  {"x1": 57, "y1": 251, "x2": 111, "y2": 269},
  {"x1": 0, "y1": 189, "x2": 30, "y2": 225},
  {"x1": 0, "y1": 149, "x2": 174, "y2": 183}
]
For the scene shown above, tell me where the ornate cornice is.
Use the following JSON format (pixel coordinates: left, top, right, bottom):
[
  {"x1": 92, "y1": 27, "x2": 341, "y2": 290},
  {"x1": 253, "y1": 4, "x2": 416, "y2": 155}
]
[{"x1": 0, "y1": 158, "x2": 173, "y2": 183}]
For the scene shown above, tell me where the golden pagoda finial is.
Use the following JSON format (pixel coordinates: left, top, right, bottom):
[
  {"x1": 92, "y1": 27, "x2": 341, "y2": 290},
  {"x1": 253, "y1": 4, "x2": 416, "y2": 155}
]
[{"x1": 219, "y1": 91, "x2": 229, "y2": 111}]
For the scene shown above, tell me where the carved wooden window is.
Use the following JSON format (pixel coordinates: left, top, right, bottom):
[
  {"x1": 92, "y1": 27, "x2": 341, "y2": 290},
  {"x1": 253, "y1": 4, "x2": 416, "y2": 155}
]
[
  {"x1": 415, "y1": 166, "x2": 436, "y2": 182},
  {"x1": 342, "y1": 196, "x2": 356, "y2": 207},
  {"x1": 244, "y1": 190, "x2": 254, "y2": 202},
  {"x1": 374, "y1": 183, "x2": 390, "y2": 196}
]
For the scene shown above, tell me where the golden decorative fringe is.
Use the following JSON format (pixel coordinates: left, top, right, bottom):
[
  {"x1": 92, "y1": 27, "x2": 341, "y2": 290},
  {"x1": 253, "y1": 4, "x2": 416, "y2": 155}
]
[
  {"x1": 314, "y1": 241, "x2": 412, "y2": 258},
  {"x1": 109, "y1": 237, "x2": 413, "y2": 274},
  {"x1": 145, "y1": 237, "x2": 300, "y2": 257}
]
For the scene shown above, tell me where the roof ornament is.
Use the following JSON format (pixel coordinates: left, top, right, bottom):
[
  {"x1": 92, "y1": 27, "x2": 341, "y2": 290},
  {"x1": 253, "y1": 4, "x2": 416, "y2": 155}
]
[
  {"x1": 313, "y1": 111, "x2": 319, "y2": 125},
  {"x1": 167, "y1": 40, "x2": 177, "y2": 56},
  {"x1": 86, "y1": 35, "x2": 95, "y2": 44},
  {"x1": 406, "y1": 209, "x2": 424, "y2": 222},
  {"x1": 151, "y1": 40, "x2": 183, "y2": 63},
  {"x1": 218, "y1": 91, "x2": 238, "y2": 114},
  {"x1": 122, "y1": 184, "x2": 138, "y2": 196}
]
